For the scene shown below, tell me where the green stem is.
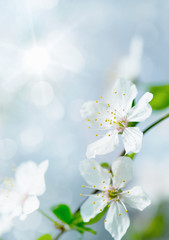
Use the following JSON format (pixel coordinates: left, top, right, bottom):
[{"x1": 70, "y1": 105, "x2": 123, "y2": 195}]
[
  {"x1": 143, "y1": 113, "x2": 169, "y2": 134},
  {"x1": 54, "y1": 230, "x2": 65, "y2": 240},
  {"x1": 38, "y1": 209, "x2": 59, "y2": 226},
  {"x1": 52, "y1": 112, "x2": 169, "y2": 240}
]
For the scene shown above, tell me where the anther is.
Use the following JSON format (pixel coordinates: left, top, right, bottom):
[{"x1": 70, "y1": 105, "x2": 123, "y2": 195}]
[
  {"x1": 95, "y1": 134, "x2": 98, "y2": 136},
  {"x1": 80, "y1": 194, "x2": 82, "y2": 196},
  {"x1": 95, "y1": 119, "x2": 97, "y2": 121},
  {"x1": 122, "y1": 180, "x2": 125, "y2": 182},
  {"x1": 82, "y1": 185, "x2": 85, "y2": 188},
  {"x1": 93, "y1": 185, "x2": 96, "y2": 188},
  {"x1": 126, "y1": 210, "x2": 128, "y2": 212},
  {"x1": 108, "y1": 205, "x2": 110, "y2": 208},
  {"x1": 114, "y1": 92, "x2": 117, "y2": 94},
  {"x1": 96, "y1": 101, "x2": 98, "y2": 103},
  {"x1": 88, "y1": 126, "x2": 91, "y2": 129},
  {"x1": 102, "y1": 181, "x2": 105, "y2": 183},
  {"x1": 100, "y1": 96, "x2": 102, "y2": 99},
  {"x1": 100, "y1": 209, "x2": 102, "y2": 211},
  {"x1": 100, "y1": 123, "x2": 102, "y2": 126},
  {"x1": 118, "y1": 213, "x2": 121, "y2": 216},
  {"x1": 93, "y1": 167, "x2": 96, "y2": 169},
  {"x1": 93, "y1": 202, "x2": 95, "y2": 204},
  {"x1": 104, "y1": 220, "x2": 107, "y2": 222}
]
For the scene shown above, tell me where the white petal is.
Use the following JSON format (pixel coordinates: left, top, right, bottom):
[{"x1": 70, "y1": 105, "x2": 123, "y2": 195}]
[
  {"x1": 0, "y1": 214, "x2": 13, "y2": 235},
  {"x1": 105, "y1": 201, "x2": 130, "y2": 240},
  {"x1": 23, "y1": 196, "x2": 40, "y2": 215},
  {"x1": 80, "y1": 101, "x2": 110, "y2": 129},
  {"x1": 127, "y1": 92, "x2": 153, "y2": 122},
  {"x1": 30, "y1": 160, "x2": 49, "y2": 195},
  {"x1": 15, "y1": 160, "x2": 48, "y2": 196},
  {"x1": 15, "y1": 161, "x2": 38, "y2": 194},
  {"x1": 122, "y1": 127, "x2": 143, "y2": 154},
  {"x1": 86, "y1": 130, "x2": 119, "y2": 158},
  {"x1": 79, "y1": 159, "x2": 111, "y2": 190},
  {"x1": 110, "y1": 78, "x2": 138, "y2": 113},
  {"x1": 80, "y1": 194, "x2": 107, "y2": 222},
  {"x1": 121, "y1": 186, "x2": 151, "y2": 211},
  {"x1": 111, "y1": 157, "x2": 133, "y2": 188}
]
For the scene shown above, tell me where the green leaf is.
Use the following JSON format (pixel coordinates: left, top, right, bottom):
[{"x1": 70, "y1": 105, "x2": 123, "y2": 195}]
[
  {"x1": 37, "y1": 234, "x2": 52, "y2": 240},
  {"x1": 84, "y1": 205, "x2": 108, "y2": 225},
  {"x1": 125, "y1": 153, "x2": 135, "y2": 160},
  {"x1": 51, "y1": 204, "x2": 73, "y2": 224},
  {"x1": 150, "y1": 84, "x2": 169, "y2": 110},
  {"x1": 71, "y1": 211, "x2": 83, "y2": 225},
  {"x1": 100, "y1": 162, "x2": 110, "y2": 169}
]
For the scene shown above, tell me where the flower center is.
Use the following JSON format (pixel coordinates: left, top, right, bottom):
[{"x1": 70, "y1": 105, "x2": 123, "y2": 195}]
[
  {"x1": 115, "y1": 118, "x2": 128, "y2": 133},
  {"x1": 107, "y1": 187, "x2": 122, "y2": 201}
]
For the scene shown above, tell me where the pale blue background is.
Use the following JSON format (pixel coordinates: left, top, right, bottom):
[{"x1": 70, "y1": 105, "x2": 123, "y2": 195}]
[{"x1": 0, "y1": 0, "x2": 169, "y2": 239}]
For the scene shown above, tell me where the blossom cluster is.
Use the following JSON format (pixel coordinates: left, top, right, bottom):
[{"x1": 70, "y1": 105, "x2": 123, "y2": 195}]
[
  {"x1": 79, "y1": 78, "x2": 153, "y2": 239},
  {"x1": 0, "y1": 78, "x2": 153, "y2": 240},
  {"x1": 0, "y1": 160, "x2": 48, "y2": 233}
]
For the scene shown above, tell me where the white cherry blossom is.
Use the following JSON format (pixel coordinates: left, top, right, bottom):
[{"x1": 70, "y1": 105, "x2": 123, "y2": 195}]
[
  {"x1": 0, "y1": 214, "x2": 13, "y2": 236},
  {"x1": 81, "y1": 78, "x2": 153, "y2": 158},
  {"x1": 0, "y1": 160, "x2": 48, "y2": 220},
  {"x1": 79, "y1": 157, "x2": 151, "y2": 240}
]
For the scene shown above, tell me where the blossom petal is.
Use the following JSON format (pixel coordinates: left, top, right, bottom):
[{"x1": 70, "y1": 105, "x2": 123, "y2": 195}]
[
  {"x1": 105, "y1": 201, "x2": 130, "y2": 240},
  {"x1": 80, "y1": 101, "x2": 110, "y2": 129},
  {"x1": 127, "y1": 92, "x2": 153, "y2": 122},
  {"x1": 80, "y1": 194, "x2": 107, "y2": 222},
  {"x1": 15, "y1": 160, "x2": 48, "y2": 196},
  {"x1": 86, "y1": 130, "x2": 119, "y2": 158},
  {"x1": 121, "y1": 186, "x2": 151, "y2": 211},
  {"x1": 122, "y1": 127, "x2": 143, "y2": 154},
  {"x1": 29, "y1": 160, "x2": 49, "y2": 195},
  {"x1": 110, "y1": 78, "x2": 138, "y2": 113},
  {"x1": 79, "y1": 159, "x2": 111, "y2": 190},
  {"x1": 111, "y1": 157, "x2": 133, "y2": 188},
  {"x1": 23, "y1": 196, "x2": 40, "y2": 215}
]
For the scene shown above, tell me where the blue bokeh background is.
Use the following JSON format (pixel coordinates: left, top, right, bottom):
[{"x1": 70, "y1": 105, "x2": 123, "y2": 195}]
[{"x1": 0, "y1": 0, "x2": 169, "y2": 239}]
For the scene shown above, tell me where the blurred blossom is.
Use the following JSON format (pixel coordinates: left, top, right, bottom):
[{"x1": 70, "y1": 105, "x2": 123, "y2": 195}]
[
  {"x1": 30, "y1": 81, "x2": 54, "y2": 107},
  {"x1": 42, "y1": 98, "x2": 65, "y2": 121},
  {"x1": 68, "y1": 99, "x2": 84, "y2": 122},
  {"x1": 23, "y1": 46, "x2": 50, "y2": 75},
  {"x1": 0, "y1": 160, "x2": 48, "y2": 220},
  {"x1": 20, "y1": 126, "x2": 44, "y2": 151},
  {"x1": 117, "y1": 36, "x2": 143, "y2": 81},
  {"x1": 0, "y1": 214, "x2": 13, "y2": 236},
  {"x1": 0, "y1": 138, "x2": 17, "y2": 160}
]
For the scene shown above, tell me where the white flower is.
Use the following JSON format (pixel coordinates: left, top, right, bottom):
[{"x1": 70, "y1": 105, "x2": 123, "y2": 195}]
[
  {"x1": 81, "y1": 78, "x2": 153, "y2": 158},
  {"x1": 0, "y1": 214, "x2": 13, "y2": 236},
  {"x1": 79, "y1": 157, "x2": 151, "y2": 240},
  {"x1": 0, "y1": 160, "x2": 48, "y2": 220}
]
